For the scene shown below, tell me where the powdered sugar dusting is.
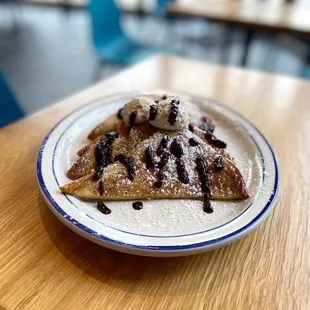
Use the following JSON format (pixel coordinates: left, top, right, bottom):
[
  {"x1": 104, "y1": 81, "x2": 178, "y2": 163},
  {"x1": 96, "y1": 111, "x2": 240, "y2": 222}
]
[{"x1": 54, "y1": 94, "x2": 265, "y2": 237}]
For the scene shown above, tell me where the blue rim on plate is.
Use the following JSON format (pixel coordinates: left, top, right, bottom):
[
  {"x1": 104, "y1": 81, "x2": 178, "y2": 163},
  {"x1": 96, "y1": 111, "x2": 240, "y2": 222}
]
[{"x1": 36, "y1": 92, "x2": 280, "y2": 252}]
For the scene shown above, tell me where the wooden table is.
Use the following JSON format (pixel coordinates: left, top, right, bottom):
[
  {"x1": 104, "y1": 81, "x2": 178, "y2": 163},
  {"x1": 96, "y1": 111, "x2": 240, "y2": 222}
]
[
  {"x1": 0, "y1": 55, "x2": 309, "y2": 309},
  {"x1": 168, "y1": 0, "x2": 310, "y2": 36},
  {"x1": 168, "y1": 0, "x2": 310, "y2": 65}
]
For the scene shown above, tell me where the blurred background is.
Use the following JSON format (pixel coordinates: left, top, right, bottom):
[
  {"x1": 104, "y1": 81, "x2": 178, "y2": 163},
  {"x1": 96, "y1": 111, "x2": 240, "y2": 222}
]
[{"x1": 1, "y1": 0, "x2": 310, "y2": 127}]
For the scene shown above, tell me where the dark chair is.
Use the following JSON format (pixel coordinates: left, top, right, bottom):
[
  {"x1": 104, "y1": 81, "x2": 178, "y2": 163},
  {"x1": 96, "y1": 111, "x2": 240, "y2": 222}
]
[
  {"x1": 155, "y1": 0, "x2": 175, "y2": 17},
  {"x1": 0, "y1": 72, "x2": 24, "y2": 127},
  {"x1": 89, "y1": 0, "x2": 178, "y2": 66}
]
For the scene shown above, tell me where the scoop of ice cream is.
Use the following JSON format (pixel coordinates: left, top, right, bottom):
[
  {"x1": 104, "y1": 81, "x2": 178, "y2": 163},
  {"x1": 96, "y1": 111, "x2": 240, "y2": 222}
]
[
  {"x1": 149, "y1": 97, "x2": 189, "y2": 130},
  {"x1": 122, "y1": 96, "x2": 155, "y2": 126}
]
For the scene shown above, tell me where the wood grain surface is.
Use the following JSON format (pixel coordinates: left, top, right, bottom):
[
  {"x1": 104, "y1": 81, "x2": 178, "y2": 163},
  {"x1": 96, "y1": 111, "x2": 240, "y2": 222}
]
[
  {"x1": 0, "y1": 55, "x2": 309, "y2": 309},
  {"x1": 168, "y1": 0, "x2": 310, "y2": 36}
]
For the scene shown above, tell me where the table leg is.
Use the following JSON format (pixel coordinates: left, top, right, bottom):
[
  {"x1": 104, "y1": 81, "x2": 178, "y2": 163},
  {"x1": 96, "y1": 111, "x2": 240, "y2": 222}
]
[
  {"x1": 303, "y1": 47, "x2": 310, "y2": 78},
  {"x1": 241, "y1": 29, "x2": 254, "y2": 67},
  {"x1": 221, "y1": 24, "x2": 234, "y2": 64},
  {"x1": 306, "y1": 47, "x2": 310, "y2": 67}
]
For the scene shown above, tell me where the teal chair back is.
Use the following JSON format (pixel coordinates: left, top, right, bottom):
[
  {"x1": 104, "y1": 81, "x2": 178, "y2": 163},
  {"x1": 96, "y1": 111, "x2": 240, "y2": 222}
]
[
  {"x1": 155, "y1": 0, "x2": 175, "y2": 17},
  {"x1": 0, "y1": 72, "x2": 24, "y2": 128},
  {"x1": 89, "y1": 0, "x2": 122, "y2": 51}
]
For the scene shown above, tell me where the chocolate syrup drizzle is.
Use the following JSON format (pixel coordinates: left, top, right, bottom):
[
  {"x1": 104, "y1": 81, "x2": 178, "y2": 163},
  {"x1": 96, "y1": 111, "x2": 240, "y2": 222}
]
[
  {"x1": 98, "y1": 180, "x2": 104, "y2": 195},
  {"x1": 157, "y1": 151, "x2": 169, "y2": 169},
  {"x1": 114, "y1": 154, "x2": 136, "y2": 181},
  {"x1": 93, "y1": 134, "x2": 116, "y2": 181},
  {"x1": 189, "y1": 122, "x2": 225, "y2": 149},
  {"x1": 127, "y1": 157, "x2": 135, "y2": 181},
  {"x1": 189, "y1": 137, "x2": 199, "y2": 147},
  {"x1": 153, "y1": 149, "x2": 169, "y2": 188},
  {"x1": 154, "y1": 170, "x2": 164, "y2": 188},
  {"x1": 203, "y1": 194, "x2": 213, "y2": 213},
  {"x1": 204, "y1": 130, "x2": 227, "y2": 149},
  {"x1": 176, "y1": 158, "x2": 189, "y2": 184},
  {"x1": 196, "y1": 156, "x2": 213, "y2": 213},
  {"x1": 91, "y1": 100, "x2": 224, "y2": 214},
  {"x1": 199, "y1": 116, "x2": 215, "y2": 133},
  {"x1": 157, "y1": 170, "x2": 164, "y2": 181},
  {"x1": 214, "y1": 155, "x2": 223, "y2": 171},
  {"x1": 114, "y1": 154, "x2": 127, "y2": 164}
]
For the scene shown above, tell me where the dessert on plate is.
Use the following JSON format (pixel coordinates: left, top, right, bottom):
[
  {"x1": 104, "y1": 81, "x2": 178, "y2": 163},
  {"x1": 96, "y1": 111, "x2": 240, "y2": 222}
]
[{"x1": 60, "y1": 95, "x2": 249, "y2": 213}]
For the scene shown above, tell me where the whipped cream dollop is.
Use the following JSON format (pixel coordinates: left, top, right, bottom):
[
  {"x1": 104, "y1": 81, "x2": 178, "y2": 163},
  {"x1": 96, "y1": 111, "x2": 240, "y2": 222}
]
[
  {"x1": 122, "y1": 96, "x2": 189, "y2": 130},
  {"x1": 149, "y1": 98, "x2": 189, "y2": 130},
  {"x1": 122, "y1": 96, "x2": 155, "y2": 125}
]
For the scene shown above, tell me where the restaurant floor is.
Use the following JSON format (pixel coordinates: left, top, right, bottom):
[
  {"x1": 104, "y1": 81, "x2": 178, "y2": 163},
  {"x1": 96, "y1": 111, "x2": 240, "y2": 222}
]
[{"x1": 0, "y1": 3, "x2": 308, "y2": 116}]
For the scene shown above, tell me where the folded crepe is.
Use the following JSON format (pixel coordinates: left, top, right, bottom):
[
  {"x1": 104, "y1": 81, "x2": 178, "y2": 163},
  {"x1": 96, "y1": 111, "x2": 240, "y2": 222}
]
[
  {"x1": 61, "y1": 125, "x2": 248, "y2": 201},
  {"x1": 61, "y1": 96, "x2": 249, "y2": 202}
]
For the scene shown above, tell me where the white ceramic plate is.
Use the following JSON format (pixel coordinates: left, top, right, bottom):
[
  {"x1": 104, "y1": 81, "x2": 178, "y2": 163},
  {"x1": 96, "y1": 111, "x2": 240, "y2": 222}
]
[{"x1": 37, "y1": 91, "x2": 279, "y2": 257}]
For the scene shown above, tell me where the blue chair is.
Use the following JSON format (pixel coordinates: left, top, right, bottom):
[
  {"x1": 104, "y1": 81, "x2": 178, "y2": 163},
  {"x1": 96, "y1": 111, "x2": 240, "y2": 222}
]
[
  {"x1": 89, "y1": 0, "x2": 157, "y2": 65},
  {"x1": 155, "y1": 0, "x2": 175, "y2": 17},
  {"x1": 88, "y1": 0, "x2": 182, "y2": 66},
  {"x1": 0, "y1": 72, "x2": 24, "y2": 128}
]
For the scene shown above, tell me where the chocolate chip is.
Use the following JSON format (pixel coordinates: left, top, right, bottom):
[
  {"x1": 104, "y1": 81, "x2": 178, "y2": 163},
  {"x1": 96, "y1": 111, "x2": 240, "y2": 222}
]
[
  {"x1": 157, "y1": 135, "x2": 170, "y2": 155},
  {"x1": 189, "y1": 137, "x2": 199, "y2": 147},
  {"x1": 214, "y1": 155, "x2": 223, "y2": 171},
  {"x1": 149, "y1": 104, "x2": 158, "y2": 121},
  {"x1": 117, "y1": 108, "x2": 123, "y2": 120},
  {"x1": 145, "y1": 146, "x2": 155, "y2": 169},
  {"x1": 154, "y1": 180, "x2": 163, "y2": 188},
  {"x1": 170, "y1": 138, "x2": 183, "y2": 158},
  {"x1": 97, "y1": 202, "x2": 111, "y2": 214},
  {"x1": 132, "y1": 201, "x2": 143, "y2": 210},
  {"x1": 129, "y1": 111, "x2": 137, "y2": 126}
]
